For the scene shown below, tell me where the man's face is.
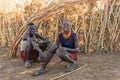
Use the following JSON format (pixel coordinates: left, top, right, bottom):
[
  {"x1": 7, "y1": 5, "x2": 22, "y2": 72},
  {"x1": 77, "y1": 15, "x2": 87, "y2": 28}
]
[
  {"x1": 28, "y1": 25, "x2": 36, "y2": 35},
  {"x1": 62, "y1": 21, "x2": 71, "y2": 33}
]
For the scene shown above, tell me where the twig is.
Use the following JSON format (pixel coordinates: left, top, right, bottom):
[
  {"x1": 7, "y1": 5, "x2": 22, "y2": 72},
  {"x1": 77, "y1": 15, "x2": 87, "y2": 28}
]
[{"x1": 50, "y1": 64, "x2": 87, "y2": 80}]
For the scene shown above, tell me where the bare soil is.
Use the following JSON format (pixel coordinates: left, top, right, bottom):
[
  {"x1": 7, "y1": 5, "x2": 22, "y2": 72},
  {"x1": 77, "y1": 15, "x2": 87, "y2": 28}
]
[{"x1": 0, "y1": 47, "x2": 120, "y2": 80}]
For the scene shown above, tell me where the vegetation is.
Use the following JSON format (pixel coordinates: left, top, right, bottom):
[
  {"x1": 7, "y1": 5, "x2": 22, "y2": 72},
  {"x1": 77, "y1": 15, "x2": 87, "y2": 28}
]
[{"x1": 0, "y1": 0, "x2": 119, "y2": 57}]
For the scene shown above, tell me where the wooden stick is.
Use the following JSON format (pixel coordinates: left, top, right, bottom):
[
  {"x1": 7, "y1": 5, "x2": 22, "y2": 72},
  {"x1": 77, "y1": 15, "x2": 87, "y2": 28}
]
[{"x1": 50, "y1": 64, "x2": 87, "y2": 80}]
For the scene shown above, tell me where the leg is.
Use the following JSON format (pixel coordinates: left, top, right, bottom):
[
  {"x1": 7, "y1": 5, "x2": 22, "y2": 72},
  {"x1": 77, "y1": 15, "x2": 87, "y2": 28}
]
[
  {"x1": 24, "y1": 42, "x2": 33, "y2": 68},
  {"x1": 44, "y1": 44, "x2": 59, "y2": 65},
  {"x1": 32, "y1": 50, "x2": 39, "y2": 63},
  {"x1": 25, "y1": 42, "x2": 33, "y2": 60},
  {"x1": 39, "y1": 41, "x2": 49, "y2": 51},
  {"x1": 31, "y1": 41, "x2": 45, "y2": 61},
  {"x1": 56, "y1": 48, "x2": 78, "y2": 72},
  {"x1": 32, "y1": 44, "x2": 58, "y2": 76},
  {"x1": 56, "y1": 48, "x2": 74, "y2": 63},
  {"x1": 31, "y1": 41, "x2": 49, "y2": 62}
]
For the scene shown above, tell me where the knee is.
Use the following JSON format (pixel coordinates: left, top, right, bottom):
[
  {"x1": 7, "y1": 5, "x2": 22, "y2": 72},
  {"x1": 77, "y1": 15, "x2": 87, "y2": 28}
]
[
  {"x1": 39, "y1": 43, "x2": 48, "y2": 51},
  {"x1": 44, "y1": 40, "x2": 50, "y2": 44},
  {"x1": 40, "y1": 40, "x2": 50, "y2": 47},
  {"x1": 56, "y1": 48, "x2": 64, "y2": 57}
]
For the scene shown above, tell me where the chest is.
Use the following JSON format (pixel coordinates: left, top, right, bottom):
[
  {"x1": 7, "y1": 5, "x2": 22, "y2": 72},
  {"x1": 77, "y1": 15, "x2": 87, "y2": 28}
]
[{"x1": 59, "y1": 34, "x2": 75, "y2": 48}]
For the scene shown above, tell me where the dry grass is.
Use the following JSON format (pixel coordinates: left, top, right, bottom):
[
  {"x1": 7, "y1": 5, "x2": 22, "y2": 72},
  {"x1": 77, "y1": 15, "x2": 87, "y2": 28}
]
[{"x1": 0, "y1": 0, "x2": 119, "y2": 57}]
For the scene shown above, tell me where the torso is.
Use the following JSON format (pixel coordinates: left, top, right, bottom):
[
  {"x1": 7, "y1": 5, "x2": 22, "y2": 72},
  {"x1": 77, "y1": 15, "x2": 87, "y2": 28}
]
[{"x1": 58, "y1": 32, "x2": 76, "y2": 48}]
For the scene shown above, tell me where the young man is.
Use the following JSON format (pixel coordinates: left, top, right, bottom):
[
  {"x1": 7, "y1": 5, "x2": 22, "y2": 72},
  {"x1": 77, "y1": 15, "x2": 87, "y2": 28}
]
[
  {"x1": 33, "y1": 20, "x2": 79, "y2": 75},
  {"x1": 20, "y1": 23, "x2": 50, "y2": 68}
]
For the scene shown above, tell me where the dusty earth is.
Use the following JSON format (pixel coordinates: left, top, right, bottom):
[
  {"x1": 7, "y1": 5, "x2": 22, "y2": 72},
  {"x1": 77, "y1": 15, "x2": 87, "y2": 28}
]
[{"x1": 0, "y1": 46, "x2": 120, "y2": 80}]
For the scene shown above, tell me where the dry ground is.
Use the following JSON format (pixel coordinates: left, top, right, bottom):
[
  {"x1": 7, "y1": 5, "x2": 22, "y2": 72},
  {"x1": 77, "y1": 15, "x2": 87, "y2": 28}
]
[{"x1": 0, "y1": 47, "x2": 120, "y2": 80}]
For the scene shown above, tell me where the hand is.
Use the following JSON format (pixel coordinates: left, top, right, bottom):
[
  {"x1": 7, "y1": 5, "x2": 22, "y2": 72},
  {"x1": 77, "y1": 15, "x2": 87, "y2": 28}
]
[
  {"x1": 63, "y1": 47, "x2": 68, "y2": 52},
  {"x1": 30, "y1": 39, "x2": 39, "y2": 44},
  {"x1": 29, "y1": 38, "x2": 34, "y2": 42}
]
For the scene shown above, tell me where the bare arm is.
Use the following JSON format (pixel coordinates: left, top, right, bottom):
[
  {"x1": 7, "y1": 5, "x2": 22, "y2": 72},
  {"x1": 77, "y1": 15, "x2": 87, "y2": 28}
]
[
  {"x1": 35, "y1": 33, "x2": 50, "y2": 43},
  {"x1": 50, "y1": 37, "x2": 59, "y2": 51},
  {"x1": 55, "y1": 37, "x2": 59, "y2": 46}
]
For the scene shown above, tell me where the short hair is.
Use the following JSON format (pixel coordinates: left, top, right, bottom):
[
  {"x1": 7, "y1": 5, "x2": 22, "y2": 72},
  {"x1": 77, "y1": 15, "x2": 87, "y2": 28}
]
[
  {"x1": 28, "y1": 23, "x2": 34, "y2": 26},
  {"x1": 27, "y1": 23, "x2": 36, "y2": 30},
  {"x1": 63, "y1": 20, "x2": 71, "y2": 25}
]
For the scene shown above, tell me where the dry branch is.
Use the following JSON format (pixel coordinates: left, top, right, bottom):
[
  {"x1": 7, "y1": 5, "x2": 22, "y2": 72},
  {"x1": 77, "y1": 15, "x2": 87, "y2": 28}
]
[{"x1": 50, "y1": 64, "x2": 87, "y2": 80}]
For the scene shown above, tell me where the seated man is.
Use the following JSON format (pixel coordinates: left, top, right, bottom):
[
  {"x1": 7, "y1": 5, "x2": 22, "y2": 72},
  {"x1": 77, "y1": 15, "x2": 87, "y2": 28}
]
[
  {"x1": 20, "y1": 23, "x2": 50, "y2": 68},
  {"x1": 33, "y1": 20, "x2": 79, "y2": 75}
]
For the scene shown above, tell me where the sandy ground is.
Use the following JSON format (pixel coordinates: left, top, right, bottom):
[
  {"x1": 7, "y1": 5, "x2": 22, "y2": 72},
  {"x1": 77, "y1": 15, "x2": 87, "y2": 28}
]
[{"x1": 0, "y1": 47, "x2": 120, "y2": 80}]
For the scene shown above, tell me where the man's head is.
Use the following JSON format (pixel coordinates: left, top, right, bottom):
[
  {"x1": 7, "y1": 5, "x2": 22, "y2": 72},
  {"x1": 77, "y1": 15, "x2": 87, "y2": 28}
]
[
  {"x1": 27, "y1": 23, "x2": 36, "y2": 35},
  {"x1": 62, "y1": 20, "x2": 71, "y2": 33}
]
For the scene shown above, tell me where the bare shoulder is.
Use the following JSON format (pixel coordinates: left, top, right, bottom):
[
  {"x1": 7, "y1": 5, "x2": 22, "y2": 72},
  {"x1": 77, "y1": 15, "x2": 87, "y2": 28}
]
[{"x1": 22, "y1": 33, "x2": 29, "y2": 39}]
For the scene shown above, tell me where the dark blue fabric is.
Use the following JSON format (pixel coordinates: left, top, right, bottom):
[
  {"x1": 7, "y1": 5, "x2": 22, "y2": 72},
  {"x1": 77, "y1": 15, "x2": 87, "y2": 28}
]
[{"x1": 58, "y1": 32, "x2": 76, "y2": 48}]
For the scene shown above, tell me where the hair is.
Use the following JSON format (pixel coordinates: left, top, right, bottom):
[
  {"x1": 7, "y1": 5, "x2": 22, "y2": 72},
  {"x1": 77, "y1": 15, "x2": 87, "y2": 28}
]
[
  {"x1": 63, "y1": 20, "x2": 71, "y2": 25},
  {"x1": 27, "y1": 23, "x2": 36, "y2": 31},
  {"x1": 27, "y1": 23, "x2": 34, "y2": 26}
]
